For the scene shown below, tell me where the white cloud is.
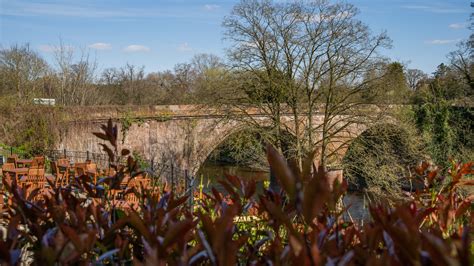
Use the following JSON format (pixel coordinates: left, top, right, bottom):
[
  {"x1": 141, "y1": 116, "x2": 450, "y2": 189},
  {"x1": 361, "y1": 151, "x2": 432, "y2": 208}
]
[
  {"x1": 401, "y1": 5, "x2": 467, "y2": 14},
  {"x1": 38, "y1": 44, "x2": 74, "y2": 53},
  {"x1": 38, "y1": 45, "x2": 56, "y2": 53},
  {"x1": 1, "y1": 1, "x2": 205, "y2": 19},
  {"x1": 402, "y1": 5, "x2": 431, "y2": 10},
  {"x1": 2, "y1": 2, "x2": 138, "y2": 18},
  {"x1": 177, "y1": 42, "x2": 193, "y2": 52},
  {"x1": 310, "y1": 11, "x2": 352, "y2": 23},
  {"x1": 88, "y1": 42, "x2": 112, "y2": 50},
  {"x1": 204, "y1": 4, "x2": 220, "y2": 11},
  {"x1": 448, "y1": 23, "x2": 466, "y2": 29},
  {"x1": 123, "y1": 45, "x2": 150, "y2": 52},
  {"x1": 425, "y1": 39, "x2": 460, "y2": 45}
]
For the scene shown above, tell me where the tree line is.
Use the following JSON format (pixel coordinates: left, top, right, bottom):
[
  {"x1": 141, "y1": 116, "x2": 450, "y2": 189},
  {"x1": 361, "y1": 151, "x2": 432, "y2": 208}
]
[
  {"x1": 0, "y1": 44, "x2": 228, "y2": 106},
  {"x1": 0, "y1": 39, "x2": 471, "y2": 108}
]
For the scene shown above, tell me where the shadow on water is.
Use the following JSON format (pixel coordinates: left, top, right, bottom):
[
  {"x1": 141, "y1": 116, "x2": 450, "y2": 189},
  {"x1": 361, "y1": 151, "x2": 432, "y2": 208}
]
[
  {"x1": 197, "y1": 162, "x2": 370, "y2": 221},
  {"x1": 196, "y1": 162, "x2": 268, "y2": 194}
]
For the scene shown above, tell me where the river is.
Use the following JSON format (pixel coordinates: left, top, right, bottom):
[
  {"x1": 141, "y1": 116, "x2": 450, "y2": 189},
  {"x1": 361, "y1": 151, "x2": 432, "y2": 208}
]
[{"x1": 197, "y1": 162, "x2": 370, "y2": 221}]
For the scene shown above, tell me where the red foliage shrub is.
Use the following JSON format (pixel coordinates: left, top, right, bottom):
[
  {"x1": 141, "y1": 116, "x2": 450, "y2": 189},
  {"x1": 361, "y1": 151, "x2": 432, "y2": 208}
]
[{"x1": 0, "y1": 119, "x2": 472, "y2": 265}]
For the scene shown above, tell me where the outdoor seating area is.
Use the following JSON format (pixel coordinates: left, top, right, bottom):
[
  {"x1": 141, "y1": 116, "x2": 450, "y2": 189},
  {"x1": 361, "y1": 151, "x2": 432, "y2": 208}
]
[{"x1": 1, "y1": 154, "x2": 151, "y2": 209}]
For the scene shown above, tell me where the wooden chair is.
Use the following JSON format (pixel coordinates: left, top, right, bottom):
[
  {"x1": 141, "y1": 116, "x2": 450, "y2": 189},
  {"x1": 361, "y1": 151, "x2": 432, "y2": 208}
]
[
  {"x1": 72, "y1": 163, "x2": 86, "y2": 179},
  {"x1": 123, "y1": 174, "x2": 151, "y2": 205},
  {"x1": 134, "y1": 175, "x2": 151, "y2": 190},
  {"x1": 1, "y1": 163, "x2": 15, "y2": 178},
  {"x1": 107, "y1": 175, "x2": 139, "y2": 200},
  {"x1": 2, "y1": 163, "x2": 15, "y2": 171},
  {"x1": 106, "y1": 174, "x2": 151, "y2": 211},
  {"x1": 71, "y1": 162, "x2": 98, "y2": 185},
  {"x1": 85, "y1": 163, "x2": 98, "y2": 184},
  {"x1": 6, "y1": 156, "x2": 18, "y2": 168},
  {"x1": 19, "y1": 168, "x2": 47, "y2": 200},
  {"x1": 57, "y1": 158, "x2": 70, "y2": 166},
  {"x1": 31, "y1": 156, "x2": 45, "y2": 169},
  {"x1": 51, "y1": 161, "x2": 69, "y2": 187},
  {"x1": 106, "y1": 173, "x2": 129, "y2": 200}
]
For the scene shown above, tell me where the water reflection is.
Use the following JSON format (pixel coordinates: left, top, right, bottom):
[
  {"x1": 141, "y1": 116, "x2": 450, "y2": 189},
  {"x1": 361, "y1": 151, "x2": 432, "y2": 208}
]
[
  {"x1": 196, "y1": 162, "x2": 268, "y2": 194},
  {"x1": 197, "y1": 162, "x2": 369, "y2": 221},
  {"x1": 198, "y1": 162, "x2": 269, "y2": 182}
]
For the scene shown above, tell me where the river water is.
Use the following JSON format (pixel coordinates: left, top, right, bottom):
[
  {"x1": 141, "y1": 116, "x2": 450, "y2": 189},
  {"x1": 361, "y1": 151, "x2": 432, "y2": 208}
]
[{"x1": 197, "y1": 162, "x2": 370, "y2": 221}]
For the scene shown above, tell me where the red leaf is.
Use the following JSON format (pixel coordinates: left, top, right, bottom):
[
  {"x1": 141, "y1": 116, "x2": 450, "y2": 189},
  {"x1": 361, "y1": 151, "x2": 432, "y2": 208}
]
[
  {"x1": 244, "y1": 180, "x2": 256, "y2": 199},
  {"x1": 163, "y1": 220, "x2": 196, "y2": 248},
  {"x1": 455, "y1": 197, "x2": 473, "y2": 219},
  {"x1": 128, "y1": 211, "x2": 151, "y2": 243},
  {"x1": 302, "y1": 166, "x2": 331, "y2": 224},
  {"x1": 266, "y1": 144, "x2": 296, "y2": 199},
  {"x1": 60, "y1": 225, "x2": 83, "y2": 253},
  {"x1": 211, "y1": 188, "x2": 223, "y2": 204},
  {"x1": 224, "y1": 174, "x2": 242, "y2": 190},
  {"x1": 168, "y1": 195, "x2": 189, "y2": 211}
]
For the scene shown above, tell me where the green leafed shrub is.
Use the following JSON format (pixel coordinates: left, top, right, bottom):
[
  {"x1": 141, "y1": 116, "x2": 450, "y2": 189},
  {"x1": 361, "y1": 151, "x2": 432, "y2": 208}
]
[
  {"x1": 207, "y1": 129, "x2": 267, "y2": 168},
  {"x1": 343, "y1": 123, "x2": 427, "y2": 199},
  {"x1": 0, "y1": 103, "x2": 58, "y2": 157}
]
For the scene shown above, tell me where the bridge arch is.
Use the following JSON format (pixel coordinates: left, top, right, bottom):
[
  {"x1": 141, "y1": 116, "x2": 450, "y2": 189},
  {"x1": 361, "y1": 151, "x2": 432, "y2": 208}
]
[
  {"x1": 192, "y1": 124, "x2": 303, "y2": 178},
  {"x1": 188, "y1": 121, "x2": 250, "y2": 175}
]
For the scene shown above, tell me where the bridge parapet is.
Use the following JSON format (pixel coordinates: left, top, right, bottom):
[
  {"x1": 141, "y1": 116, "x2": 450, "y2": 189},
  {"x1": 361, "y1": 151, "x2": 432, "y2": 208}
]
[{"x1": 57, "y1": 104, "x2": 403, "y2": 123}]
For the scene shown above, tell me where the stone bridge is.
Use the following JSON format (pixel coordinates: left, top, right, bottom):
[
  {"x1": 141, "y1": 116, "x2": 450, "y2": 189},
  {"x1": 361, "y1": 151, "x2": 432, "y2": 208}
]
[{"x1": 55, "y1": 105, "x2": 396, "y2": 175}]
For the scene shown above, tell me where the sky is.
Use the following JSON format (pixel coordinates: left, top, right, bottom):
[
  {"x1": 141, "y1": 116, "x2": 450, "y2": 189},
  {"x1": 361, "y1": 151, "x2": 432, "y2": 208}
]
[{"x1": 0, "y1": 0, "x2": 471, "y2": 75}]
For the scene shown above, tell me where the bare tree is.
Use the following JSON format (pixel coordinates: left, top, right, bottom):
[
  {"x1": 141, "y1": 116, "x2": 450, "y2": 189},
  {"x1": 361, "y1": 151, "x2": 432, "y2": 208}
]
[
  {"x1": 447, "y1": 40, "x2": 473, "y2": 92},
  {"x1": 54, "y1": 41, "x2": 74, "y2": 105},
  {"x1": 469, "y1": 2, "x2": 473, "y2": 48},
  {"x1": 189, "y1": 54, "x2": 228, "y2": 104},
  {"x1": 222, "y1": 0, "x2": 391, "y2": 168},
  {"x1": 100, "y1": 68, "x2": 120, "y2": 85},
  {"x1": 53, "y1": 41, "x2": 99, "y2": 105},
  {"x1": 118, "y1": 63, "x2": 145, "y2": 104},
  {"x1": 119, "y1": 63, "x2": 145, "y2": 83},
  {"x1": 406, "y1": 69, "x2": 428, "y2": 91},
  {"x1": 191, "y1": 53, "x2": 224, "y2": 75},
  {"x1": 222, "y1": 0, "x2": 301, "y2": 165},
  {"x1": 0, "y1": 43, "x2": 48, "y2": 102}
]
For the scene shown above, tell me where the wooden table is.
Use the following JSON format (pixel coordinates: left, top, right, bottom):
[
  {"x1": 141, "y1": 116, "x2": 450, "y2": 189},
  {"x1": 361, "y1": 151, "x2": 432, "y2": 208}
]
[
  {"x1": 58, "y1": 163, "x2": 98, "y2": 184},
  {"x1": 3, "y1": 168, "x2": 28, "y2": 182},
  {"x1": 16, "y1": 159, "x2": 33, "y2": 167}
]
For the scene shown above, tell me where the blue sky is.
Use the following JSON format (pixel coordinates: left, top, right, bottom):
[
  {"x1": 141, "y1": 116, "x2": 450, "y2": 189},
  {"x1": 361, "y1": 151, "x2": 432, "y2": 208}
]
[{"x1": 0, "y1": 0, "x2": 471, "y2": 75}]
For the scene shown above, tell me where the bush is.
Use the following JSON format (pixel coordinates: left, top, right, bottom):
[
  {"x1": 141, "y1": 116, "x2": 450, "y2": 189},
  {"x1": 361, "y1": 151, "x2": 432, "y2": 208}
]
[
  {"x1": 414, "y1": 104, "x2": 474, "y2": 166},
  {"x1": 343, "y1": 123, "x2": 427, "y2": 199},
  {"x1": 0, "y1": 119, "x2": 472, "y2": 265},
  {"x1": 207, "y1": 129, "x2": 267, "y2": 168},
  {"x1": 0, "y1": 102, "x2": 58, "y2": 157}
]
